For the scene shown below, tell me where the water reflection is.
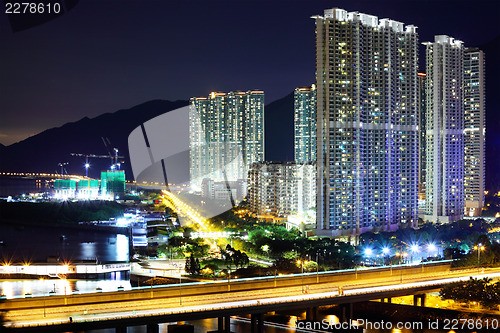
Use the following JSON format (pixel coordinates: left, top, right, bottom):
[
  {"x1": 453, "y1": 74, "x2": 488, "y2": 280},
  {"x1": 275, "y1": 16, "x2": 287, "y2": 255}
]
[
  {"x1": 80, "y1": 242, "x2": 97, "y2": 260},
  {"x1": 0, "y1": 225, "x2": 129, "y2": 262},
  {"x1": 0, "y1": 279, "x2": 131, "y2": 298}
]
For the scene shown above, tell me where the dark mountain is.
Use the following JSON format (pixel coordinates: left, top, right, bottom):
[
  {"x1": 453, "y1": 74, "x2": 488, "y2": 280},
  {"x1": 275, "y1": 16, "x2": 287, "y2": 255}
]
[
  {"x1": 2, "y1": 34, "x2": 498, "y2": 191},
  {"x1": 0, "y1": 94, "x2": 296, "y2": 180},
  {"x1": 0, "y1": 100, "x2": 189, "y2": 179},
  {"x1": 480, "y1": 35, "x2": 500, "y2": 192},
  {"x1": 265, "y1": 92, "x2": 294, "y2": 162}
]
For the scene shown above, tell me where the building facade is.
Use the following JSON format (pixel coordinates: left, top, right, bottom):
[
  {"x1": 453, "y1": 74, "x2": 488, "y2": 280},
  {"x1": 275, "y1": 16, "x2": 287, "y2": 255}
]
[
  {"x1": 294, "y1": 85, "x2": 317, "y2": 163},
  {"x1": 313, "y1": 8, "x2": 419, "y2": 239},
  {"x1": 418, "y1": 72, "x2": 427, "y2": 216},
  {"x1": 201, "y1": 178, "x2": 247, "y2": 202},
  {"x1": 248, "y1": 161, "x2": 316, "y2": 220},
  {"x1": 423, "y1": 35, "x2": 465, "y2": 223},
  {"x1": 464, "y1": 48, "x2": 486, "y2": 217},
  {"x1": 189, "y1": 90, "x2": 264, "y2": 189}
]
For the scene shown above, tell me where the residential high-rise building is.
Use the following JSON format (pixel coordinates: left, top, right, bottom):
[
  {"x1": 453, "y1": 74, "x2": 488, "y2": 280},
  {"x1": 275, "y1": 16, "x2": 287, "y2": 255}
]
[
  {"x1": 464, "y1": 48, "x2": 486, "y2": 217},
  {"x1": 294, "y1": 85, "x2": 317, "y2": 163},
  {"x1": 418, "y1": 72, "x2": 427, "y2": 215},
  {"x1": 313, "y1": 8, "x2": 419, "y2": 239},
  {"x1": 244, "y1": 90, "x2": 265, "y2": 165},
  {"x1": 248, "y1": 161, "x2": 316, "y2": 220},
  {"x1": 189, "y1": 90, "x2": 264, "y2": 189},
  {"x1": 423, "y1": 35, "x2": 465, "y2": 223}
]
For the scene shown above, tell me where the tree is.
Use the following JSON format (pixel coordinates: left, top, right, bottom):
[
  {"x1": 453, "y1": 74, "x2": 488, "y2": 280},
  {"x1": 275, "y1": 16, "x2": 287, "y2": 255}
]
[
  {"x1": 440, "y1": 277, "x2": 500, "y2": 309},
  {"x1": 233, "y1": 251, "x2": 249, "y2": 268},
  {"x1": 185, "y1": 256, "x2": 191, "y2": 274},
  {"x1": 273, "y1": 257, "x2": 301, "y2": 274},
  {"x1": 444, "y1": 247, "x2": 466, "y2": 260},
  {"x1": 303, "y1": 260, "x2": 318, "y2": 272},
  {"x1": 185, "y1": 256, "x2": 200, "y2": 275}
]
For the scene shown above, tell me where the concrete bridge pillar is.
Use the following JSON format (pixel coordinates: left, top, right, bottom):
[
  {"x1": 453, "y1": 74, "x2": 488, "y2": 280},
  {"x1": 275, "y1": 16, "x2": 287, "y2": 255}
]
[
  {"x1": 250, "y1": 313, "x2": 264, "y2": 333},
  {"x1": 225, "y1": 315, "x2": 231, "y2": 333},
  {"x1": 251, "y1": 314, "x2": 257, "y2": 332},
  {"x1": 147, "y1": 323, "x2": 160, "y2": 333},
  {"x1": 341, "y1": 303, "x2": 353, "y2": 323},
  {"x1": 218, "y1": 317, "x2": 224, "y2": 331},
  {"x1": 306, "y1": 307, "x2": 318, "y2": 321},
  {"x1": 258, "y1": 313, "x2": 263, "y2": 333},
  {"x1": 413, "y1": 294, "x2": 426, "y2": 307}
]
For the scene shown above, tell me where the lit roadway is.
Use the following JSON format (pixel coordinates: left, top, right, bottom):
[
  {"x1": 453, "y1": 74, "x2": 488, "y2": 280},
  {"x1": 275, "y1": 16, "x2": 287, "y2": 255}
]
[
  {"x1": 161, "y1": 189, "x2": 208, "y2": 230},
  {"x1": 3, "y1": 264, "x2": 500, "y2": 331}
]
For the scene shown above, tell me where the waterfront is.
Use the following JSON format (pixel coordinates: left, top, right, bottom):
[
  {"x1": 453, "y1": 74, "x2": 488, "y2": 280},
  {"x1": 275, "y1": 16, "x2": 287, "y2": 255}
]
[
  {"x1": 0, "y1": 223, "x2": 131, "y2": 298},
  {"x1": 0, "y1": 224, "x2": 129, "y2": 263},
  {"x1": 0, "y1": 175, "x2": 52, "y2": 197}
]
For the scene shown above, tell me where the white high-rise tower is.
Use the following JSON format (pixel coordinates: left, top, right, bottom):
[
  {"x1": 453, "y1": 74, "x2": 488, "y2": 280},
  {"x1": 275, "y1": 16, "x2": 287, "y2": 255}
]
[
  {"x1": 464, "y1": 48, "x2": 486, "y2": 217},
  {"x1": 423, "y1": 35, "x2": 465, "y2": 223},
  {"x1": 314, "y1": 8, "x2": 419, "y2": 239}
]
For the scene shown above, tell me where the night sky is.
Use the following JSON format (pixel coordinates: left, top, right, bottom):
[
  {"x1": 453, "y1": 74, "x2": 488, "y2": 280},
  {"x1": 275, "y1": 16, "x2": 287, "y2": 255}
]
[{"x1": 1, "y1": 0, "x2": 499, "y2": 146}]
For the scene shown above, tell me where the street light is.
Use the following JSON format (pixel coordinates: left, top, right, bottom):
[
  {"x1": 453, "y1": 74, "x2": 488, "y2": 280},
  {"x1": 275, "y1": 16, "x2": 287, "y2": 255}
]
[
  {"x1": 179, "y1": 267, "x2": 183, "y2": 305},
  {"x1": 297, "y1": 260, "x2": 307, "y2": 293},
  {"x1": 410, "y1": 243, "x2": 420, "y2": 264},
  {"x1": 427, "y1": 243, "x2": 437, "y2": 256},
  {"x1": 380, "y1": 247, "x2": 390, "y2": 266},
  {"x1": 395, "y1": 248, "x2": 408, "y2": 283},
  {"x1": 473, "y1": 243, "x2": 485, "y2": 273},
  {"x1": 364, "y1": 248, "x2": 373, "y2": 266},
  {"x1": 40, "y1": 278, "x2": 46, "y2": 317}
]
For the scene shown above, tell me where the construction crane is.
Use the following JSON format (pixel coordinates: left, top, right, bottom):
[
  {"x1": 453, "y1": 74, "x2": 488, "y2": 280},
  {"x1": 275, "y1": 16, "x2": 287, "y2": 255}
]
[
  {"x1": 101, "y1": 137, "x2": 123, "y2": 170},
  {"x1": 70, "y1": 151, "x2": 124, "y2": 178},
  {"x1": 57, "y1": 162, "x2": 69, "y2": 177}
]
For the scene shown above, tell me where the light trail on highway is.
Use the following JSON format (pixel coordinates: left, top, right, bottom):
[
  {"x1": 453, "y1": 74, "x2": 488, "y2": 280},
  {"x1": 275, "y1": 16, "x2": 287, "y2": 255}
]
[
  {"x1": 161, "y1": 190, "x2": 208, "y2": 230},
  {"x1": 4, "y1": 267, "x2": 500, "y2": 330}
]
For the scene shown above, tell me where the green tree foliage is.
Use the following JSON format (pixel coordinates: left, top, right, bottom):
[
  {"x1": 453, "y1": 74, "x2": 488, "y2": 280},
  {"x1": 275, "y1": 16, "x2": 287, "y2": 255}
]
[
  {"x1": 222, "y1": 245, "x2": 250, "y2": 268},
  {"x1": 185, "y1": 255, "x2": 200, "y2": 275},
  {"x1": 440, "y1": 277, "x2": 500, "y2": 309},
  {"x1": 272, "y1": 257, "x2": 301, "y2": 274},
  {"x1": 443, "y1": 247, "x2": 466, "y2": 260},
  {"x1": 164, "y1": 235, "x2": 209, "y2": 259},
  {"x1": 0, "y1": 200, "x2": 125, "y2": 225},
  {"x1": 452, "y1": 235, "x2": 500, "y2": 268},
  {"x1": 303, "y1": 260, "x2": 318, "y2": 272}
]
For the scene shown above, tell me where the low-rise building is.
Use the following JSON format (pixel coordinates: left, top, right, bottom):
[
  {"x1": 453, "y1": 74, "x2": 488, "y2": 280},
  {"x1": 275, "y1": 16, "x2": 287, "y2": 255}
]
[{"x1": 248, "y1": 161, "x2": 315, "y2": 221}]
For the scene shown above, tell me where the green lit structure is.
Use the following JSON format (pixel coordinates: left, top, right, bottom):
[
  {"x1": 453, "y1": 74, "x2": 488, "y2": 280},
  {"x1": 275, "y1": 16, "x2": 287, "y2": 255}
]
[
  {"x1": 101, "y1": 170, "x2": 125, "y2": 200},
  {"x1": 54, "y1": 179, "x2": 77, "y2": 199},
  {"x1": 77, "y1": 179, "x2": 100, "y2": 199}
]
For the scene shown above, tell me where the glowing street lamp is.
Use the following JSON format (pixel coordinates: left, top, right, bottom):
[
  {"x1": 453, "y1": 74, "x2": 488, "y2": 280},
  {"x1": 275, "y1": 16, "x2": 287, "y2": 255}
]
[
  {"x1": 409, "y1": 243, "x2": 420, "y2": 264},
  {"x1": 473, "y1": 244, "x2": 485, "y2": 273},
  {"x1": 297, "y1": 260, "x2": 308, "y2": 293},
  {"x1": 427, "y1": 243, "x2": 437, "y2": 256}
]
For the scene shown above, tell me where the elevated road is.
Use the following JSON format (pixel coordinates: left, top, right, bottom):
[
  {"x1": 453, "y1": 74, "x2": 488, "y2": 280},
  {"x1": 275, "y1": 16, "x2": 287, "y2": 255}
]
[{"x1": 3, "y1": 263, "x2": 500, "y2": 332}]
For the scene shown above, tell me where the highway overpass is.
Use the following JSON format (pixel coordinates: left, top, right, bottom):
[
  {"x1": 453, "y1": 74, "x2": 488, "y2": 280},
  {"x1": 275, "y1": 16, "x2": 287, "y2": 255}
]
[{"x1": 2, "y1": 262, "x2": 499, "y2": 332}]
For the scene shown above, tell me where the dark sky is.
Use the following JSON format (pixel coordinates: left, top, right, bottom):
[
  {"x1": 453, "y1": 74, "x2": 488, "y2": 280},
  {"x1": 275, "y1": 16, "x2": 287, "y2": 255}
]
[{"x1": 1, "y1": 0, "x2": 499, "y2": 145}]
